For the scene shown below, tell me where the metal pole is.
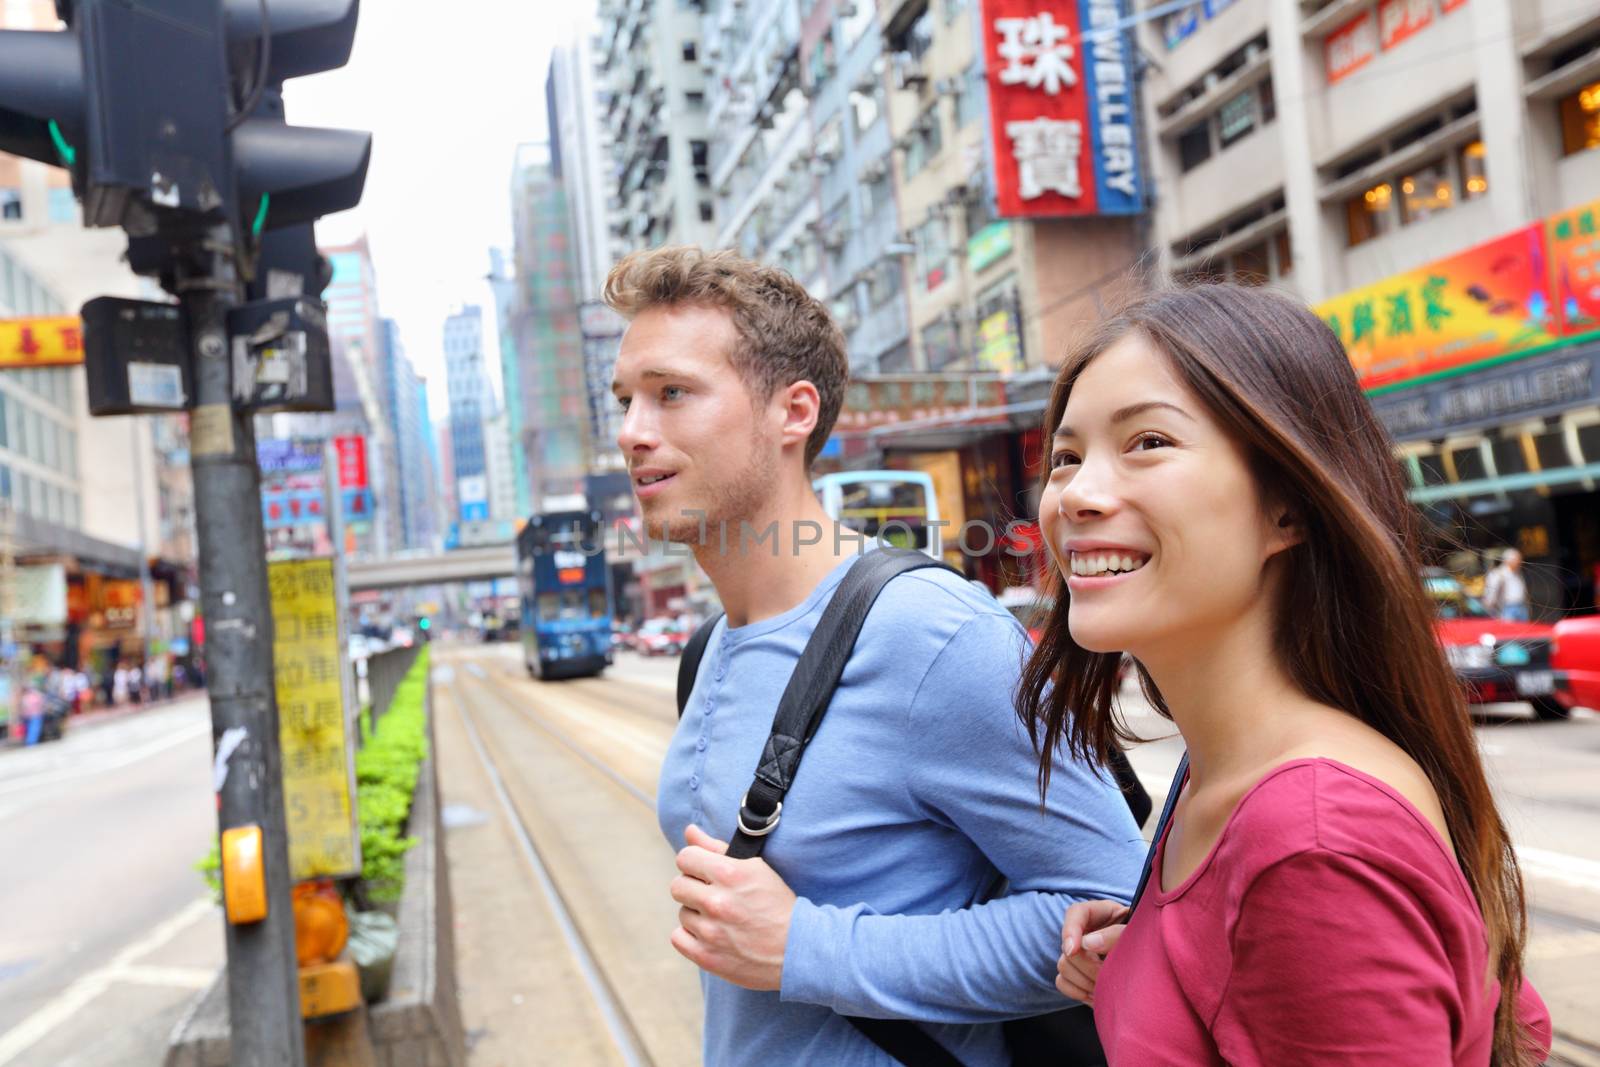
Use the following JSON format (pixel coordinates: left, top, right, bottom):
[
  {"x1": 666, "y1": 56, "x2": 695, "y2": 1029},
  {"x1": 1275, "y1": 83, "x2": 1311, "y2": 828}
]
[
  {"x1": 180, "y1": 227, "x2": 306, "y2": 1067},
  {"x1": 129, "y1": 419, "x2": 158, "y2": 670}
]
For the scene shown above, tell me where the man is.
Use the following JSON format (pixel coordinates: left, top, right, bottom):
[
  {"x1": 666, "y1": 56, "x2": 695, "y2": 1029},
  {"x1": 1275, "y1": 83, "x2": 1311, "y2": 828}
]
[
  {"x1": 607, "y1": 246, "x2": 1144, "y2": 1066},
  {"x1": 1484, "y1": 548, "x2": 1530, "y2": 621}
]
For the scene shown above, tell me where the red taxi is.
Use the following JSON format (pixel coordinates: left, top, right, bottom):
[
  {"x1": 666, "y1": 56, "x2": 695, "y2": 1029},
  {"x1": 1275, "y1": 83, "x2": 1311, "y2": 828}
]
[
  {"x1": 1552, "y1": 616, "x2": 1600, "y2": 714},
  {"x1": 1423, "y1": 569, "x2": 1566, "y2": 720}
]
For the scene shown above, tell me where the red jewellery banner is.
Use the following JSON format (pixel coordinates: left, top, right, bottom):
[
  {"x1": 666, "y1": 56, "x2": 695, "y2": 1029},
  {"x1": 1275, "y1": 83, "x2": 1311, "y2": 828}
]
[
  {"x1": 981, "y1": 0, "x2": 1143, "y2": 217},
  {"x1": 332, "y1": 434, "x2": 368, "y2": 490}
]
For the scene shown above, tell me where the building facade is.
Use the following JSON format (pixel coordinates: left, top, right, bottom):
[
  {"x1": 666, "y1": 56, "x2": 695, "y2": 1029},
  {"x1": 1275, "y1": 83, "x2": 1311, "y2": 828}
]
[
  {"x1": 597, "y1": 0, "x2": 717, "y2": 252},
  {"x1": 507, "y1": 144, "x2": 591, "y2": 506},
  {"x1": 1139, "y1": 0, "x2": 1600, "y2": 613},
  {"x1": 380, "y1": 318, "x2": 441, "y2": 551},
  {"x1": 320, "y1": 236, "x2": 401, "y2": 557},
  {"x1": 444, "y1": 306, "x2": 491, "y2": 524}
]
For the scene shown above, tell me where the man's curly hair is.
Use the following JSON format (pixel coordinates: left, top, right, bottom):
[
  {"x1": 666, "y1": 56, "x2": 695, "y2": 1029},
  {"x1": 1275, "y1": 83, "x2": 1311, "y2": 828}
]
[{"x1": 604, "y1": 246, "x2": 849, "y2": 466}]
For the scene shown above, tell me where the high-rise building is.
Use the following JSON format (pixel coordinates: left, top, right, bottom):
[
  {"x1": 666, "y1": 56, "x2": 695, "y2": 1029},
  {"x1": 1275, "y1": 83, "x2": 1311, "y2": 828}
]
[
  {"x1": 380, "y1": 318, "x2": 440, "y2": 551},
  {"x1": 482, "y1": 408, "x2": 519, "y2": 522},
  {"x1": 1135, "y1": 0, "x2": 1600, "y2": 610},
  {"x1": 320, "y1": 236, "x2": 401, "y2": 556},
  {"x1": 444, "y1": 306, "x2": 492, "y2": 522},
  {"x1": 507, "y1": 144, "x2": 590, "y2": 505},
  {"x1": 596, "y1": 0, "x2": 716, "y2": 252},
  {"x1": 547, "y1": 38, "x2": 631, "y2": 471}
]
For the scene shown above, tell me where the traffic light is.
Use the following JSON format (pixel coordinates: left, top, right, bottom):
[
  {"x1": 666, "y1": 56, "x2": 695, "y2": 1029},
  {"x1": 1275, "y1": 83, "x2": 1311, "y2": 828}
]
[{"x1": 0, "y1": 1, "x2": 369, "y2": 262}]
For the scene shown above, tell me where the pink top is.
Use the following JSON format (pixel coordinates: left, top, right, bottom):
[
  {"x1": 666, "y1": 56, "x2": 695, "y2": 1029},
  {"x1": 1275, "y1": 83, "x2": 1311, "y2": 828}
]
[{"x1": 1095, "y1": 759, "x2": 1552, "y2": 1065}]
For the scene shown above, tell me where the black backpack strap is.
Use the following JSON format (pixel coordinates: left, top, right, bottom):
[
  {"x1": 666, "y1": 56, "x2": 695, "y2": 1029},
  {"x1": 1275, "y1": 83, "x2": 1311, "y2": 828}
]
[
  {"x1": 1128, "y1": 752, "x2": 1189, "y2": 912},
  {"x1": 849, "y1": 1017, "x2": 965, "y2": 1067},
  {"x1": 727, "y1": 549, "x2": 954, "y2": 861},
  {"x1": 676, "y1": 613, "x2": 725, "y2": 719},
  {"x1": 1107, "y1": 747, "x2": 1152, "y2": 828}
]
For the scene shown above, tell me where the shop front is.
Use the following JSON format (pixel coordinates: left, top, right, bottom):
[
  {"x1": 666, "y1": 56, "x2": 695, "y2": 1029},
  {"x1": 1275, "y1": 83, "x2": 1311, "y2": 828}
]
[{"x1": 1317, "y1": 196, "x2": 1600, "y2": 617}]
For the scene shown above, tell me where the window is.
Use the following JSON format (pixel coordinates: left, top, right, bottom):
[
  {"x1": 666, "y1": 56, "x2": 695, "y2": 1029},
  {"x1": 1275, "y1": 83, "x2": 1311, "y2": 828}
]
[
  {"x1": 1398, "y1": 159, "x2": 1453, "y2": 225},
  {"x1": 699, "y1": 201, "x2": 714, "y2": 222},
  {"x1": 682, "y1": 41, "x2": 697, "y2": 62},
  {"x1": 922, "y1": 316, "x2": 962, "y2": 370},
  {"x1": 866, "y1": 259, "x2": 903, "y2": 308},
  {"x1": 1217, "y1": 89, "x2": 1257, "y2": 147},
  {"x1": 1177, "y1": 123, "x2": 1211, "y2": 171},
  {"x1": 904, "y1": 106, "x2": 944, "y2": 178},
  {"x1": 914, "y1": 216, "x2": 952, "y2": 291},
  {"x1": 1231, "y1": 241, "x2": 1270, "y2": 285},
  {"x1": 955, "y1": 64, "x2": 984, "y2": 128},
  {"x1": 1347, "y1": 180, "x2": 1395, "y2": 246},
  {"x1": 1459, "y1": 140, "x2": 1488, "y2": 199},
  {"x1": 1559, "y1": 81, "x2": 1600, "y2": 156},
  {"x1": 1274, "y1": 228, "x2": 1293, "y2": 278},
  {"x1": 849, "y1": 86, "x2": 881, "y2": 138},
  {"x1": 1, "y1": 189, "x2": 22, "y2": 221},
  {"x1": 685, "y1": 91, "x2": 706, "y2": 110}
]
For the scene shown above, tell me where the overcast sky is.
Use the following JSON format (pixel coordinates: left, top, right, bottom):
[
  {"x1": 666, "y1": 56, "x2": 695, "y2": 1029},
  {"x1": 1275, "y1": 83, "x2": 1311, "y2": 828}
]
[{"x1": 283, "y1": 0, "x2": 597, "y2": 419}]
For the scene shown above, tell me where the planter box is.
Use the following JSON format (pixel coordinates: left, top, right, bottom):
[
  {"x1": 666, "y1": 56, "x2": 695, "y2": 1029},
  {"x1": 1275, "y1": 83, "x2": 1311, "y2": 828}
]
[{"x1": 166, "y1": 683, "x2": 463, "y2": 1067}]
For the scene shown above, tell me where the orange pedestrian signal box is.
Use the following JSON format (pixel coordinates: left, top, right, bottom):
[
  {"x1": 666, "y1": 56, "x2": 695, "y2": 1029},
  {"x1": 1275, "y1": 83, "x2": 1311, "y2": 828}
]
[
  {"x1": 0, "y1": 316, "x2": 83, "y2": 368},
  {"x1": 221, "y1": 824, "x2": 269, "y2": 924}
]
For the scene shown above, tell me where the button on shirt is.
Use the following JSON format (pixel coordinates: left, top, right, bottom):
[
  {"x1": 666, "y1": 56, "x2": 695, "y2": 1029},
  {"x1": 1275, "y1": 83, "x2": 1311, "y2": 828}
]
[{"x1": 657, "y1": 553, "x2": 1147, "y2": 1067}]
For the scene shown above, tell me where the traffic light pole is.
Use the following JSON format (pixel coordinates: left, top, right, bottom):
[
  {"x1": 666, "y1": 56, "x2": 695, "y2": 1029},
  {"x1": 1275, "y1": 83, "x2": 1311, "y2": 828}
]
[{"x1": 180, "y1": 227, "x2": 307, "y2": 1067}]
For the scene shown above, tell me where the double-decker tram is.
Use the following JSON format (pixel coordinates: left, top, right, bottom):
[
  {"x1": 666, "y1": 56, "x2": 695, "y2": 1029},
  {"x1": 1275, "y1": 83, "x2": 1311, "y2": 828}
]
[
  {"x1": 812, "y1": 470, "x2": 942, "y2": 559},
  {"x1": 516, "y1": 507, "x2": 612, "y2": 680}
]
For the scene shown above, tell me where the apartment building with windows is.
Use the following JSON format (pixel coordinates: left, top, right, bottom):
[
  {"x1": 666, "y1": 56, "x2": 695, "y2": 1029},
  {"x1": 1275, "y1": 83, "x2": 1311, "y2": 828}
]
[
  {"x1": 598, "y1": 0, "x2": 716, "y2": 252},
  {"x1": 1140, "y1": 0, "x2": 1600, "y2": 612}
]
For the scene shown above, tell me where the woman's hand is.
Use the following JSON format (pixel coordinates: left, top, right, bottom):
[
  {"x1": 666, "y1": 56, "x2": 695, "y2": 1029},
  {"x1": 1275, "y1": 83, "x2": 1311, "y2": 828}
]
[{"x1": 1056, "y1": 899, "x2": 1130, "y2": 1005}]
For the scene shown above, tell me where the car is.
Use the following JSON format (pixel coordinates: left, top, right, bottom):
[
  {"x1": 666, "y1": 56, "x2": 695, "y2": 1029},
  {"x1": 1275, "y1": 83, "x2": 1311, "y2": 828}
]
[
  {"x1": 633, "y1": 617, "x2": 690, "y2": 657},
  {"x1": 1423, "y1": 568, "x2": 1566, "y2": 720},
  {"x1": 1552, "y1": 616, "x2": 1600, "y2": 715}
]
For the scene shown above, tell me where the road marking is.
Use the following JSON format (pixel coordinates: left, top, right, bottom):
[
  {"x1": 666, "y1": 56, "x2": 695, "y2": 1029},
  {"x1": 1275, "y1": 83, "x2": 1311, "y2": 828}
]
[
  {"x1": 0, "y1": 721, "x2": 211, "y2": 799},
  {"x1": 114, "y1": 964, "x2": 216, "y2": 989},
  {"x1": 1518, "y1": 846, "x2": 1600, "y2": 892},
  {"x1": 0, "y1": 897, "x2": 214, "y2": 1067}
]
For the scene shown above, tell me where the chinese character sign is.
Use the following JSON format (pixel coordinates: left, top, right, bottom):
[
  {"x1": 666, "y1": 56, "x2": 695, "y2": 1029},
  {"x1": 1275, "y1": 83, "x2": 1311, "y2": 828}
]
[
  {"x1": 1317, "y1": 226, "x2": 1557, "y2": 392},
  {"x1": 1547, "y1": 197, "x2": 1600, "y2": 337},
  {"x1": 269, "y1": 557, "x2": 359, "y2": 881},
  {"x1": 0, "y1": 316, "x2": 84, "y2": 368},
  {"x1": 332, "y1": 434, "x2": 368, "y2": 490},
  {"x1": 983, "y1": 0, "x2": 1143, "y2": 218}
]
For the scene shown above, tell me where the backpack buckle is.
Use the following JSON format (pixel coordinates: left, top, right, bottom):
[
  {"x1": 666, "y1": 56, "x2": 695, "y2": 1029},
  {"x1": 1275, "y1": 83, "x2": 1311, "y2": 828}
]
[{"x1": 737, "y1": 792, "x2": 782, "y2": 837}]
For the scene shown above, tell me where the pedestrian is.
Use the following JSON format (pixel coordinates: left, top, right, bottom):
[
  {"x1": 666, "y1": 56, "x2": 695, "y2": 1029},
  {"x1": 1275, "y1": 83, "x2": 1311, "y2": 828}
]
[
  {"x1": 20, "y1": 684, "x2": 45, "y2": 746},
  {"x1": 1483, "y1": 548, "x2": 1531, "y2": 621},
  {"x1": 112, "y1": 662, "x2": 129, "y2": 706},
  {"x1": 606, "y1": 246, "x2": 1146, "y2": 1067},
  {"x1": 1025, "y1": 285, "x2": 1551, "y2": 1064}
]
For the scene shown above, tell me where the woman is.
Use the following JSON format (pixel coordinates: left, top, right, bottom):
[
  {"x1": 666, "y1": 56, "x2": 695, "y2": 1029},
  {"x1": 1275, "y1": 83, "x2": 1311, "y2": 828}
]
[{"x1": 1016, "y1": 285, "x2": 1551, "y2": 1065}]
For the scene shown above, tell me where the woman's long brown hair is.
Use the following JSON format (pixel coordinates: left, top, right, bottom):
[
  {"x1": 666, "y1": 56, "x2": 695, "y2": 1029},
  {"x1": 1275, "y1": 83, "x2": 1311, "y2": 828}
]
[{"x1": 1016, "y1": 284, "x2": 1531, "y2": 1064}]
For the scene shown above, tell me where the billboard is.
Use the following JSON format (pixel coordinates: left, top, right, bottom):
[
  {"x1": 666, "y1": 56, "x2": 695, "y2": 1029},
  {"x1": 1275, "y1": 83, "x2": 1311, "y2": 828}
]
[
  {"x1": 332, "y1": 434, "x2": 368, "y2": 489},
  {"x1": 982, "y1": 0, "x2": 1143, "y2": 218},
  {"x1": 1318, "y1": 195, "x2": 1600, "y2": 392},
  {"x1": 0, "y1": 316, "x2": 83, "y2": 368},
  {"x1": 268, "y1": 558, "x2": 359, "y2": 881}
]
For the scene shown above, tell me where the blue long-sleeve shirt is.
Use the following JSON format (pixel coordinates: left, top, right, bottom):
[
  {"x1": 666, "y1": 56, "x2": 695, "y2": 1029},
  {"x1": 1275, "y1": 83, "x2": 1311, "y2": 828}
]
[{"x1": 657, "y1": 553, "x2": 1147, "y2": 1066}]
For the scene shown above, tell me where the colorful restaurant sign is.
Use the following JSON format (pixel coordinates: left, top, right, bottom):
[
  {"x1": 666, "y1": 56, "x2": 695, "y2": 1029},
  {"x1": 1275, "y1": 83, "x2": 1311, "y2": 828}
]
[
  {"x1": 982, "y1": 0, "x2": 1144, "y2": 217},
  {"x1": 1318, "y1": 196, "x2": 1600, "y2": 393}
]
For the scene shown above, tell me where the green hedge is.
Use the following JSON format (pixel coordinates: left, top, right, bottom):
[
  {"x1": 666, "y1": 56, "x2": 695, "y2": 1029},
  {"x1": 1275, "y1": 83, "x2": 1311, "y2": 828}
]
[{"x1": 197, "y1": 647, "x2": 431, "y2": 906}]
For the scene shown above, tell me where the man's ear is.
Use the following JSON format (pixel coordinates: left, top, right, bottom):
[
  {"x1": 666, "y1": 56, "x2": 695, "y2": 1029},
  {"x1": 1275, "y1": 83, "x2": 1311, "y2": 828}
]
[{"x1": 777, "y1": 380, "x2": 820, "y2": 450}]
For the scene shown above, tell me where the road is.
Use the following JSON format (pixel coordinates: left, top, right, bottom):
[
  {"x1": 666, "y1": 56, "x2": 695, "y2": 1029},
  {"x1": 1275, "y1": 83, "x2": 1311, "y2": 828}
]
[
  {"x1": 0, "y1": 697, "x2": 222, "y2": 1067},
  {"x1": 1, "y1": 649, "x2": 1596, "y2": 1065}
]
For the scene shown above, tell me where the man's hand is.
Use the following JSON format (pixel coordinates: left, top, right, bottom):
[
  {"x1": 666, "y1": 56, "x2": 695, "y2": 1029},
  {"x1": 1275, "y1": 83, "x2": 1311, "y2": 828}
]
[
  {"x1": 1055, "y1": 899, "x2": 1129, "y2": 1005},
  {"x1": 669, "y1": 824, "x2": 796, "y2": 991}
]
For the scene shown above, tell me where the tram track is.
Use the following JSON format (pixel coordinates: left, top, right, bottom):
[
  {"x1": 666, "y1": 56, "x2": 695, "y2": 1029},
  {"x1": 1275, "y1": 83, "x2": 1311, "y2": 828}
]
[{"x1": 440, "y1": 658, "x2": 700, "y2": 1067}]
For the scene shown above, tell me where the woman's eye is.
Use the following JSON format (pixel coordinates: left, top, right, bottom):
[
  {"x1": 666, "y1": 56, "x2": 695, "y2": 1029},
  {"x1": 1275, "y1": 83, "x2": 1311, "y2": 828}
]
[
  {"x1": 1132, "y1": 432, "x2": 1172, "y2": 452},
  {"x1": 662, "y1": 385, "x2": 685, "y2": 401},
  {"x1": 615, "y1": 396, "x2": 631, "y2": 412},
  {"x1": 1049, "y1": 450, "x2": 1080, "y2": 470}
]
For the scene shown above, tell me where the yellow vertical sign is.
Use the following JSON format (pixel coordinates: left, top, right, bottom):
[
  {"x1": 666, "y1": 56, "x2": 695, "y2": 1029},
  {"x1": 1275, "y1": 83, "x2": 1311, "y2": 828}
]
[{"x1": 268, "y1": 557, "x2": 360, "y2": 880}]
